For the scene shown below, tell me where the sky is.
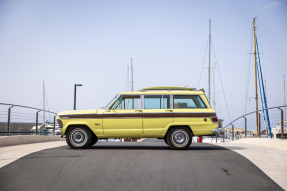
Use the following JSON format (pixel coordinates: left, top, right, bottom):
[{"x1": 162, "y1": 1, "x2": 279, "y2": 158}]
[{"x1": 0, "y1": 0, "x2": 286, "y2": 127}]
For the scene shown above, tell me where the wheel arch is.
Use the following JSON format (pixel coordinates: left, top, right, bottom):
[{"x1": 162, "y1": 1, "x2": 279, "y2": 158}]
[
  {"x1": 164, "y1": 125, "x2": 194, "y2": 138},
  {"x1": 65, "y1": 124, "x2": 97, "y2": 137}
]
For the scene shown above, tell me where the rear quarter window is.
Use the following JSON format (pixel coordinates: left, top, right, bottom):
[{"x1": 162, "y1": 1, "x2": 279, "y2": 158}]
[{"x1": 173, "y1": 95, "x2": 206, "y2": 108}]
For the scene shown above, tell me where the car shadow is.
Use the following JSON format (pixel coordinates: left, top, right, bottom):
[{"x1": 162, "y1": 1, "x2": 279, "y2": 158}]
[{"x1": 85, "y1": 144, "x2": 228, "y2": 151}]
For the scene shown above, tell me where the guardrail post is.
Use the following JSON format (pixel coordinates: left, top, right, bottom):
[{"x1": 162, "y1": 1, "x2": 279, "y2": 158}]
[
  {"x1": 258, "y1": 113, "x2": 261, "y2": 138},
  {"x1": 243, "y1": 117, "x2": 247, "y2": 138},
  {"x1": 278, "y1": 108, "x2": 284, "y2": 139},
  {"x1": 231, "y1": 124, "x2": 234, "y2": 141},
  {"x1": 53, "y1": 115, "x2": 56, "y2": 132},
  {"x1": 36, "y1": 110, "x2": 41, "y2": 135},
  {"x1": 7, "y1": 106, "x2": 13, "y2": 136}
]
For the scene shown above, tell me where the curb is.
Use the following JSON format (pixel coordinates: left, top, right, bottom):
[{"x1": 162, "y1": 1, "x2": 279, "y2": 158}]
[{"x1": 0, "y1": 135, "x2": 64, "y2": 147}]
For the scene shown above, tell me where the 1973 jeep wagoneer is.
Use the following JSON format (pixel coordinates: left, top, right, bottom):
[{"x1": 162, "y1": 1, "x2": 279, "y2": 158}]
[{"x1": 54, "y1": 87, "x2": 219, "y2": 150}]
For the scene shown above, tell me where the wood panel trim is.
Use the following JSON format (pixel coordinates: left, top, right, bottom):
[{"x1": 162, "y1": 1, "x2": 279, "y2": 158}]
[{"x1": 60, "y1": 112, "x2": 216, "y2": 119}]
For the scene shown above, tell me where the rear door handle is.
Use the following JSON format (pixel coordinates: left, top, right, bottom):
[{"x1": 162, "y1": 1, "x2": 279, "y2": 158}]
[
  {"x1": 165, "y1": 110, "x2": 173, "y2": 112},
  {"x1": 135, "y1": 110, "x2": 142, "y2": 112}
]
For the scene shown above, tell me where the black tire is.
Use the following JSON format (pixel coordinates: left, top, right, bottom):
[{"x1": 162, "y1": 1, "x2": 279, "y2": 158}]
[
  {"x1": 89, "y1": 133, "x2": 99, "y2": 146},
  {"x1": 66, "y1": 126, "x2": 92, "y2": 149},
  {"x1": 166, "y1": 127, "x2": 192, "y2": 150},
  {"x1": 164, "y1": 136, "x2": 169, "y2": 146}
]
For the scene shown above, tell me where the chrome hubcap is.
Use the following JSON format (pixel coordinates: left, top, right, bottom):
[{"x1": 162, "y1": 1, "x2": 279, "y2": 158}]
[
  {"x1": 172, "y1": 130, "x2": 188, "y2": 146},
  {"x1": 70, "y1": 129, "x2": 87, "y2": 146}
]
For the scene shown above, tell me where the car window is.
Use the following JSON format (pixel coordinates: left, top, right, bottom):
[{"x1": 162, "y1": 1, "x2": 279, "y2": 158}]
[
  {"x1": 144, "y1": 95, "x2": 170, "y2": 109},
  {"x1": 173, "y1": 95, "x2": 206, "y2": 108},
  {"x1": 111, "y1": 95, "x2": 141, "y2": 109},
  {"x1": 104, "y1": 94, "x2": 118, "y2": 109}
]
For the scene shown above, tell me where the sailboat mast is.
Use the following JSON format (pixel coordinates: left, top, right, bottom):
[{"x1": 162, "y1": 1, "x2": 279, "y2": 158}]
[
  {"x1": 284, "y1": 75, "x2": 286, "y2": 122},
  {"x1": 208, "y1": 20, "x2": 211, "y2": 103},
  {"x1": 43, "y1": 80, "x2": 45, "y2": 128},
  {"x1": 127, "y1": 65, "x2": 129, "y2": 92},
  {"x1": 253, "y1": 18, "x2": 259, "y2": 135},
  {"x1": 284, "y1": 75, "x2": 286, "y2": 106},
  {"x1": 213, "y1": 67, "x2": 216, "y2": 110},
  {"x1": 131, "y1": 58, "x2": 134, "y2": 108},
  {"x1": 131, "y1": 58, "x2": 133, "y2": 92}
]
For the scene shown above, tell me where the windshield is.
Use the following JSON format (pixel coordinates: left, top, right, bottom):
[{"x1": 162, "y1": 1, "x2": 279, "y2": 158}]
[{"x1": 104, "y1": 94, "x2": 119, "y2": 109}]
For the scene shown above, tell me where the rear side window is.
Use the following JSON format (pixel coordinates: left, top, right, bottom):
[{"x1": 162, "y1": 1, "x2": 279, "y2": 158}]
[
  {"x1": 144, "y1": 95, "x2": 170, "y2": 109},
  {"x1": 173, "y1": 95, "x2": 206, "y2": 108}
]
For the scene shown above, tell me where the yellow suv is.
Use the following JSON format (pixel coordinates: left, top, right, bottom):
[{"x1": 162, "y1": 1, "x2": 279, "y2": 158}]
[{"x1": 54, "y1": 87, "x2": 218, "y2": 150}]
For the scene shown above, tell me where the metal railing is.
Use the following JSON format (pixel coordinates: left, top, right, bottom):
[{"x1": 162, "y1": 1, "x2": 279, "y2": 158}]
[
  {"x1": 222, "y1": 105, "x2": 287, "y2": 140},
  {"x1": 0, "y1": 103, "x2": 57, "y2": 136}
]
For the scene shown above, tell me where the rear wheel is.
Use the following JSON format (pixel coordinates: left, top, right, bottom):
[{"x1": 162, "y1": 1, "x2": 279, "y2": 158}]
[
  {"x1": 66, "y1": 126, "x2": 92, "y2": 149},
  {"x1": 166, "y1": 127, "x2": 192, "y2": 150}
]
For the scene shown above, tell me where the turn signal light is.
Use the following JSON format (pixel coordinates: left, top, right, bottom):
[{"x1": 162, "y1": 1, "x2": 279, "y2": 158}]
[{"x1": 57, "y1": 119, "x2": 62, "y2": 125}]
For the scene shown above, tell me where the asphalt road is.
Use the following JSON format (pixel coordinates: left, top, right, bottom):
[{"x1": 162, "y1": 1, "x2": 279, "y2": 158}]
[{"x1": 0, "y1": 139, "x2": 283, "y2": 191}]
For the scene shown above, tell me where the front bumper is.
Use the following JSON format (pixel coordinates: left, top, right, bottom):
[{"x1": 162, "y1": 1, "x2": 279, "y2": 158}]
[{"x1": 53, "y1": 130, "x2": 62, "y2": 135}]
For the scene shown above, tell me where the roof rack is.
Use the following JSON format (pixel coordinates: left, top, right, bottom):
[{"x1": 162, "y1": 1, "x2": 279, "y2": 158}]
[{"x1": 136, "y1": 86, "x2": 196, "y2": 92}]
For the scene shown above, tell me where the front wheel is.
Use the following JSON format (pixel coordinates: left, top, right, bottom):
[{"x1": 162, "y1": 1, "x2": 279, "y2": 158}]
[
  {"x1": 166, "y1": 127, "x2": 192, "y2": 150},
  {"x1": 66, "y1": 126, "x2": 92, "y2": 149},
  {"x1": 89, "y1": 133, "x2": 99, "y2": 146},
  {"x1": 164, "y1": 136, "x2": 169, "y2": 146}
]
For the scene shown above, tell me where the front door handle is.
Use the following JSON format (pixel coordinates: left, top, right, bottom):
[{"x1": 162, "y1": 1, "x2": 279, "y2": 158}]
[
  {"x1": 135, "y1": 110, "x2": 142, "y2": 112},
  {"x1": 165, "y1": 110, "x2": 173, "y2": 112}
]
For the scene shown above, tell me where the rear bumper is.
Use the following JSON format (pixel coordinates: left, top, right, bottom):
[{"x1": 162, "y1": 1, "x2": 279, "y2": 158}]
[
  {"x1": 212, "y1": 129, "x2": 221, "y2": 134},
  {"x1": 53, "y1": 130, "x2": 62, "y2": 135}
]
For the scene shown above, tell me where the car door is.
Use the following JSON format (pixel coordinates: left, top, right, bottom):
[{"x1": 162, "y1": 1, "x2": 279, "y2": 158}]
[
  {"x1": 172, "y1": 95, "x2": 214, "y2": 134},
  {"x1": 142, "y1": 95, "x2": 173, "y2": 135},
  {"x1": 103, "y1": 95, "x2": 143, "y2": 137}
]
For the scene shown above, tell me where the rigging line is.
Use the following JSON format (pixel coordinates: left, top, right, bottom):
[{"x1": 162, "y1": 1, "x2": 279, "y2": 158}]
[
  {"x1": 211, "y1": 39, "x2": 231, "y2": 123},
  {"x1": 244, "y1": 28, "x2": 255, "y2": 115},
  {"x1": 256, "y1": 60, "x2": 267, "y2": 123},
  {"x1": 255, "y1": 36, "x2": 266, "y2": 121},
  {"x1": 255, "y1": 30, "x2": 266, "y2": 79},
  {"x1": 198, "y1": 39, "x2": 209, "y2": 89},
  {"x1": 256, "y1": 34, "x2": 272, "y2": 137}
]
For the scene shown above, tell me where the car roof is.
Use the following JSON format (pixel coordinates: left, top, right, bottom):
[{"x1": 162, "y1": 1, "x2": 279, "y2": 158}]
[{"x1": 119, "y1": 87, "x2": 205, "y2": 95}]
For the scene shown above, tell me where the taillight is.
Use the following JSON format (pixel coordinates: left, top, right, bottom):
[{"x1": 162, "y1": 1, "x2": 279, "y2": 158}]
[{"x1": 211, "y1": 117, "x2": 218, "y2": 123}]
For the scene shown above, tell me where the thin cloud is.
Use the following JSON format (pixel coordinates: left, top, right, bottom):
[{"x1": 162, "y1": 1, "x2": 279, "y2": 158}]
[{"x1": 262, "y1": 1, "x2": 282, "y2": 10}]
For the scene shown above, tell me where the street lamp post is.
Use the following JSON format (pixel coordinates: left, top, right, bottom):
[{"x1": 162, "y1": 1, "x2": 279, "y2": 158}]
[{"x1": 74, "y1": 84, "x2": 82, "y2": 110}]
